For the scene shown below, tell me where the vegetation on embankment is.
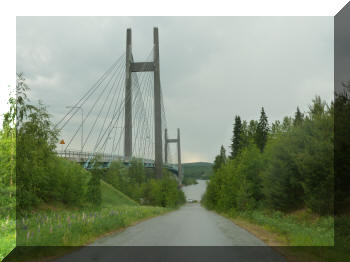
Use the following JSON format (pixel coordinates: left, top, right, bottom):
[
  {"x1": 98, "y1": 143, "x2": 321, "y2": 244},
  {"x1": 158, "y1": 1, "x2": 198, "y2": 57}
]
[
  {"x1": 102, "y1": 159, "x2": 186, "y2": 207},
  {"x1": 200, "y1": 94, "x2": 350, "y2": 261},
  {"x1": 182, "y1": 162, "x2": 213, "y2": 180}
]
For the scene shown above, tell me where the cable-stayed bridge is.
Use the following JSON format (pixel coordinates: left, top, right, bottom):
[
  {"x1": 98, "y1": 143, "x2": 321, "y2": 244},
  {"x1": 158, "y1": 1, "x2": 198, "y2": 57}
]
[{"x1": 55, "y1": 28, "x2": 183, "y2": 183}]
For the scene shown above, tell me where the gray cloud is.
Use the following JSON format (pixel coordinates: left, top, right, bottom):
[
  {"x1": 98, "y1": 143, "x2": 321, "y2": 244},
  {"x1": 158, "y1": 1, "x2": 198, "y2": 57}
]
[{"x1": 17, "y1": 16, "x2": 333, "y2": 162}]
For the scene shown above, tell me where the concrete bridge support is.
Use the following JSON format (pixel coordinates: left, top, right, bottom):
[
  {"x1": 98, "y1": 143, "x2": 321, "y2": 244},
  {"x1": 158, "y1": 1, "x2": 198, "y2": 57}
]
[
  {"x1": 165, "y1": 128, "x2": 183, "y2": 184},
  {"x1": 123, "y1": 27, "x2": 163, "y2": 179},
  {"x1": 124, "y1": 28, "x2": 132, "y2": 160}
]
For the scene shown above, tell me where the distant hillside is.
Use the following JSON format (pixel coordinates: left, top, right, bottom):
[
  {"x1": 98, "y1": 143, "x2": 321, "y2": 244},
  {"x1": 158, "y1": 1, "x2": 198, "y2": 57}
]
[{"x1": 182, "y1": 162, "x2": 213, "y2": 180}]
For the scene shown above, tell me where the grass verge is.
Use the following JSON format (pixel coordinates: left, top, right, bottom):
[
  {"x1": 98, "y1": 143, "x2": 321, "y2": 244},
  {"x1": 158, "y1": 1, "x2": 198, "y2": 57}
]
[
  {"x1": 217, "y1": 208, "x2": 350, "y2": 262},
  {"x1": 16, "y1": 205, "x2": 170, "y2": 246},
  {"x1": 3, "y1": 205, "x2": 172, "y2": 262}
]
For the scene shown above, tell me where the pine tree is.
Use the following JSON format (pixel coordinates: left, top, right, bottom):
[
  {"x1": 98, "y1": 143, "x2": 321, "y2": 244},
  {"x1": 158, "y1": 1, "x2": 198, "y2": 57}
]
[
  {"x1": 255, "y1": 107, "x2": 269, "y2": 152},
  {"x1": 213, "y1": 145, "x2": 227, "y2": 172},
  {"x1": 247, "y1": 120, "x2": 258, "y2": 142},
  {"x1": 230, "y1": 115, "x2": 242, "y2": 159},
  {"x1": 293, "y1": 107, "x2": 304, "y2": 126}
]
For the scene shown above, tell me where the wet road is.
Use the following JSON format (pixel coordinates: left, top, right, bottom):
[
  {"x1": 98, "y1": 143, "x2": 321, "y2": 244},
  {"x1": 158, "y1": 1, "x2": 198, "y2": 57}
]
[
  {"x1": 54, "y1": 180, "x2": 286, "y2": 262},
  {"x1": 92, "y1": 180, "x2": 267, "y2": 246}
]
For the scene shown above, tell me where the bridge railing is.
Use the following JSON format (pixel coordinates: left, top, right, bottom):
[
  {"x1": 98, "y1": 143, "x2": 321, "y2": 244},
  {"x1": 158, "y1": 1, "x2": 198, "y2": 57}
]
[
  {"x1": 55, "y1": 150, "x2": 124, "y2": 163},
  {"x1": 55, "y1": 150, "x2": 179, "y2": 171}
]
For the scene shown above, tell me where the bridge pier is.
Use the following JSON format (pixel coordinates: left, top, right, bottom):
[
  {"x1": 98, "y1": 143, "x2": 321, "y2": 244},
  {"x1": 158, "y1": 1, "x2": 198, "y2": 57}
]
[
  {"x1": 153, "y1": 27, "x2": 163, "y2": 179},
  {"x1": 165, "y1": 128, "x2": 183, "y2": 184},
  {"x1": 123, "y1": 27, "x2": 163, "y2": 178},
  {"x1": 124, "y1": 28, "x2": 132, "y2": 160}
]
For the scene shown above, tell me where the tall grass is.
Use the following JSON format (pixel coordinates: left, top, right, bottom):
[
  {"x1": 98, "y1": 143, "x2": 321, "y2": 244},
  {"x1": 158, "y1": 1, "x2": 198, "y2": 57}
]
[
  {"x1": 228, "y1": 209, "x2": 334, "y2": 246},
  {"x1": 16, "y1": 205, "x2": 169, "y2": 246}
]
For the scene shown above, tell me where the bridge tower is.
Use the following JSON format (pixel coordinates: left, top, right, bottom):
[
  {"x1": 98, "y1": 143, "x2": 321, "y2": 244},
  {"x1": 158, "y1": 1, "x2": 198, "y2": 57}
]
[
  {"x1": 164, "y1": 128, "x2": 183, "y2": 184},
  {"x1": 124, "y1": 27, "x2": 163, "y2": 178}
]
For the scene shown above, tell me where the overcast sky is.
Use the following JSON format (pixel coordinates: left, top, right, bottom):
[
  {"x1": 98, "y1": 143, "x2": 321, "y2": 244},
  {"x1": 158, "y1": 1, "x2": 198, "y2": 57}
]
[{"x1": 16, "y1": 17, "x2": 333, "y2": 163}]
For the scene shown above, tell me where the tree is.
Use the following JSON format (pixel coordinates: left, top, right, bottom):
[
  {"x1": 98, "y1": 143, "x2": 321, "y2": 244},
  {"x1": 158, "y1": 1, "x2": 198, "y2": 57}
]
[
  {"x1": 297, "y1": 97, "x2": 333, "y2": 215},
  {"x1": 334, "y1": 92, "x2": 350, "y2": 213},
  {"x1": 255, "y1": 107, "x2": 269, "y2": 152},
  {"x1": 281, "y1": 116, "x2": 292, "y2": 132},
  {"x1": 262, "y1": 132, "x2": 304, "y2": 211},
  {"x1": 246, "y1": 120, "x2": 258, "y2": 146},
  {"x1": 293, "y1": 107, "x2": 304, "y2": 126},
  {"x1": 128, "y1": 159, "x2": 146, "y2": 185},
  {"x1": 230, "y1": 115, "x2": 243, "y2": 159},
  {"x1": 87, "y1": 168, "x2": 102, "y2": 207},
  {"x1": 271, "y1": 120, "x2": 282, "y2": 136},
  {"x1": 213, "y1": 145, "x2": 227, "y2": 172}
]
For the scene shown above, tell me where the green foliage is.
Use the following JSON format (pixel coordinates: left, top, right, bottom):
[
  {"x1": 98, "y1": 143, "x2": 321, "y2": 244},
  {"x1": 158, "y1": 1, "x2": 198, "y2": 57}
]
[
  {"x1": 100, "y1": 180, "x2": 137, "y2": 207},
  {"x1": 203, "y1": 95, "x2": 334, "y2": 217},
  {"x1": 230, "y1": 115, "x2": 243, "y2": 159},
  {"x1": 86, "y1": 168, "x2": 102, "y2": 207},
  {"x1": 298, "y1": 97, "x2": 334, "y2": 215},
  {"x1": 213, "y1": 145, "x2": 227, "y2": 172},
  {"x1": 11, "y1": 74, "x2": 95, "y2": 212},
  {"x1": 16, "y1": 206, "x2": 170, "y2": 247},
  {"x1": 255, "y1": 107, "x2": 269, "y2": 152},
  {"x1": 48, "y1": 157, "x2": 87, "y2": 205},
  {"x1": 229, "y1": 209, "x2": 334, "y2": 246},
  {"x1": 293, "y1": 106, "x2": 304, "y2": 126},
  {"x1": 0, "y1": 216, "x2": 16, "y2": 261},
  {"x1": 0, "y1": 90, "x2": 16, "y2": 218},
  {"x1": 203, "y1": 144, "x2": 263, "y2": 211},
  {"x1": 262, "y1": 131, "x2": 304, "y2": 212},
  {"x1": 103, "y1": 160, "x2": 185, "y2": 208},
  {"x1": 16, "y1": 87, "x2": 59, "y2": 209}
]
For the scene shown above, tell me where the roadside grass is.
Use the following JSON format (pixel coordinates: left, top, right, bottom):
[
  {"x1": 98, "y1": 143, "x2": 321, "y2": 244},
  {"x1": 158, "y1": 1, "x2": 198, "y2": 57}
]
[
  {"x1": 227, "y1": 208, "x2": 334, "y2": 246},
  {"x1": 16, "y1": 205, "x2": 169, "y2": 246},
  {"x1": 0, "y1": 181, "x2": 166, "y2": 262},
  {"x1": 0, "y1": 216, "x2": 16, "y2": 261},
  {"x1": 221, "y1": 209, "x2": 350, "y2": 262}
]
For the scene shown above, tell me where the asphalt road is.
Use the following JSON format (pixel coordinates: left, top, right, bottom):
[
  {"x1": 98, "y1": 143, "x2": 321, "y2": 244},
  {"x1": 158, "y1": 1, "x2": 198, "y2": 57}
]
[{"x1": 53, "y1": 180, "x2": 286, "y2": 262}]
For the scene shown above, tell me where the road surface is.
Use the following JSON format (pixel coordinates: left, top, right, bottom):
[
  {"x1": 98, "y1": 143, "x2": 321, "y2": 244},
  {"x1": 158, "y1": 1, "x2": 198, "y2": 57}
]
[{"x1": 54, "y1": 180, "x2": 286, "y2": 262}]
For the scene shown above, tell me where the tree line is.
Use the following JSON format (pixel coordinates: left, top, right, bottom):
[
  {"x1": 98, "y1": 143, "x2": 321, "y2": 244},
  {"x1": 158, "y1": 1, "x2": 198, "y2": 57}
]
[{"x1": 203, "y1": 95, "x2": 338, "y2": 216}]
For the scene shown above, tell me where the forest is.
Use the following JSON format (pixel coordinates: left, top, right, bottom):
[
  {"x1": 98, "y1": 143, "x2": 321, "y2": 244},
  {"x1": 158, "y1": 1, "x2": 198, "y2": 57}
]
[
  {"x1": 203, "y1": 97, "x2": 334, "y2": 215},
  {"x1": 202, "y1": 91, "x2": 350, "y2": 259}
]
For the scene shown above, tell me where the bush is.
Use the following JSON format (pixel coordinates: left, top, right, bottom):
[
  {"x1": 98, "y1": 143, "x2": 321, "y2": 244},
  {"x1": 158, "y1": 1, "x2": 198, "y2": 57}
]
[{"x1": 86, "y1": 168, "x2": 102, "y2": 207}]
